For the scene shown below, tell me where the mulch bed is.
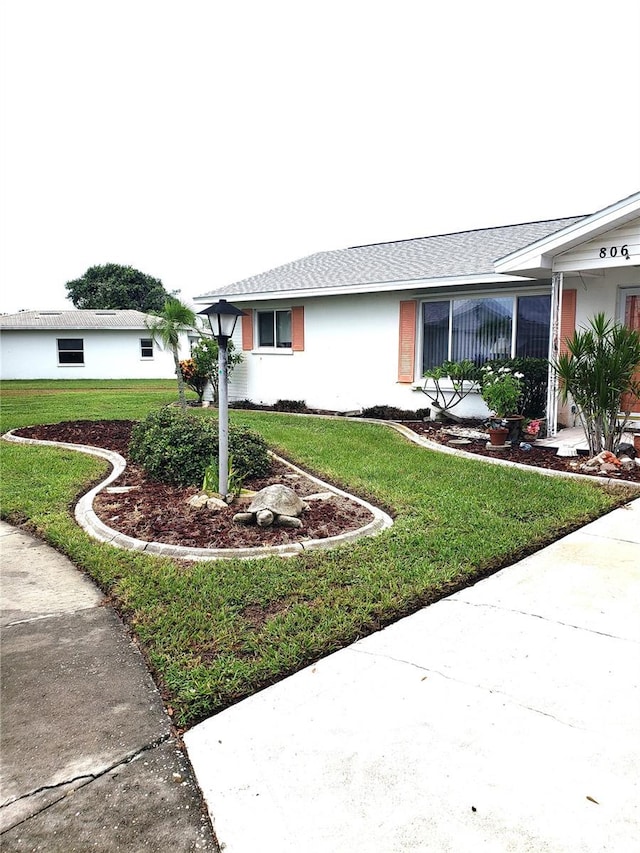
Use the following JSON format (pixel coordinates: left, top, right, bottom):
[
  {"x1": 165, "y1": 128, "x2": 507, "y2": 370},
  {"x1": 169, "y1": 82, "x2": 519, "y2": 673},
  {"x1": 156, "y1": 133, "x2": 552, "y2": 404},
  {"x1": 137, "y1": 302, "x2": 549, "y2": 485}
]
[
  {"x1": 12, "y1": 416, "x2": 639, "y2": 551},
  {"x1": 13, "y1": 420, "x2": 375, "y2": 549},
  {"x1": 402, "y1": 420, "x2": 640, "y2": 483}
]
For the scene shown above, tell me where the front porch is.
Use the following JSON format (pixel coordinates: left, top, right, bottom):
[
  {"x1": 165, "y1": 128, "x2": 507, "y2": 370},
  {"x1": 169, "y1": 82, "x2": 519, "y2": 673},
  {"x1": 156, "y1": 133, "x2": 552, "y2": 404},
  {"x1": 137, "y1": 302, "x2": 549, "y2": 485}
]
[{"x1": 536, "y1": 421, "x2": 640, "y2": 454}]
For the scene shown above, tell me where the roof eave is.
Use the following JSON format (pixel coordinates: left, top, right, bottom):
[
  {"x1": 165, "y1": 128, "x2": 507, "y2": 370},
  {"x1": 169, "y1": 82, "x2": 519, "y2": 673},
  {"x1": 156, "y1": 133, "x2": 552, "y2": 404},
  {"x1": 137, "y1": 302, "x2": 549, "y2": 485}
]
[
  {"x1": 495, "y1": 191, "x2": 640, "y2": 275},
  {"x1": 193, "y1": 273, "x2": 537, "y2": 305}
]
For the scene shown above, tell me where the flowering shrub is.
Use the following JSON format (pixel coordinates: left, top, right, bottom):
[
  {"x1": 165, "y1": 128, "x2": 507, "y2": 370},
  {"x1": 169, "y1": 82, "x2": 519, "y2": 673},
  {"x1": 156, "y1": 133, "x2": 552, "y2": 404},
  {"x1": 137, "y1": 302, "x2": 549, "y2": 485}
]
[
  {"x1": 480, "y1": 366, "x2": 524, "y2": 417},
  {"x1": 523, "y1": 418, "x2": 542, "y2": 438},
  {"x1": 483, "y1": 357, "x2": 548, "y2": 418},
  {"x1": 179, "y1": 357, "x2": 209, "y2": 401}
]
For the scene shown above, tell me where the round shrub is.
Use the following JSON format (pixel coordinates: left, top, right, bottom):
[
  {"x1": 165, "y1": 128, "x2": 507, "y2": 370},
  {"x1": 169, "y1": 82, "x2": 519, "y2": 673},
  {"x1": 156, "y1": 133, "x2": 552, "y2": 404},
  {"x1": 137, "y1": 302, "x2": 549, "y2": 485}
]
[
  {"x1": 128, "y1": 408, "x2": 271, "y2": 487},
  {"x1": 228, "y1": 425, "x2": 272, "y2": 480}
]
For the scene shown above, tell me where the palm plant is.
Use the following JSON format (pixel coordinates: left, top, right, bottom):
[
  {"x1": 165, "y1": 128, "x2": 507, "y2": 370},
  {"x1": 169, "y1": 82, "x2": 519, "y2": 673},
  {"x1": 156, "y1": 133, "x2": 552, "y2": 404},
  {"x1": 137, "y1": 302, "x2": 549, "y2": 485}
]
[
  {"x1": 554, "y1": 313, "x2": 640, "y2": 455},
  {"x1": 147, "y1": 298, "x2": 197, "y2": 412}
]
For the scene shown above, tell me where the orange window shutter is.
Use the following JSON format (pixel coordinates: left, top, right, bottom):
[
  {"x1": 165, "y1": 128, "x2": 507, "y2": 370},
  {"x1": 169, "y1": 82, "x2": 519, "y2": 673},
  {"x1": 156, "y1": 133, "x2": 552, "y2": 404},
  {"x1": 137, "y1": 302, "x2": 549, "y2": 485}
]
[
  {"x1": 292, "y1": 306, "x2": 305, "y2": 351},
  {"x1": 241, "y1": 310, "x2": 254, "y2": 351},
  {"x1": 559, "y1": 289, "x2": 577, "y2": 356},
  {"x1": 398, "y1": 300, "x2": 417, "y2": 383}
]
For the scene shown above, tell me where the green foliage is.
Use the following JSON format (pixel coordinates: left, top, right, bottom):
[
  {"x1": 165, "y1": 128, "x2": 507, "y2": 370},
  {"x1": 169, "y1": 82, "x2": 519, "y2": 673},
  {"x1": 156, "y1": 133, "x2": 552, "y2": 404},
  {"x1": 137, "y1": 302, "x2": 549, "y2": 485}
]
[
  {"x1": 65, "y1": 264, "x2": 171, "y2": 312},
  {"x1": 484, "y1": 357, "x2": 548, "y2": 418},
  {"x1": 201, "y1": 459, "x2": 218, "y2": 493},
  {"x1": 228, "y1": 428, "x2": 271, "y2": 480},
  {"x1": 128, "y1": 407, "x2": 271, "y2": 487},
  {"x1": 1, "y1": 381, "x2": 629, "y2": 726},
  {"x1": 179, "y1": 358, "x2": 209, "y2": 402},
  {"x1": 361, "y1": 405, "x2": 430, "y2": 420},
  {"x1": 421, "y1": 360, "x2": 481, "y2": 414},
  {"x1": 146, "y1": 299, "x2": 198, "y2": 411},
  {"x1": 479, "y1": 365, "x2": 524, "y2": 417},
  {"x1": 554, "y1": 313, "x2": 640, "y2": 455},
  {"x1": 274, "y1": 399, "x2": 308, "y2": 413},
  {"x1": 184, "y1": 337, "x2": 242, "y2": 404},
  {"x1": 129, "y1": 407, "x2": 218, "y2": 486}
]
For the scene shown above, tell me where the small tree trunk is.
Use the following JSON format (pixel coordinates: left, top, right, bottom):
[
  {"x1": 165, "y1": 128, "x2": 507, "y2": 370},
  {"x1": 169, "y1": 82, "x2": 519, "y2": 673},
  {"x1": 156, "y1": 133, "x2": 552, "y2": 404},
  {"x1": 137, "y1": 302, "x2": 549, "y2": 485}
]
[{"x1": 173, "y1": 347, "x2": 188, "y2": 412}]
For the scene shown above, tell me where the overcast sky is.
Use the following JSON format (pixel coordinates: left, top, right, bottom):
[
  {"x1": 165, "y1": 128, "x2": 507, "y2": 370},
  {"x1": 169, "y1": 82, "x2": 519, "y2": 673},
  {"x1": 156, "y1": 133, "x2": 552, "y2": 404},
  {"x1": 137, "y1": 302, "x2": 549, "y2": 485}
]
[{"x1": 1, "y1": 0, "x2": 639, "y2": 314}]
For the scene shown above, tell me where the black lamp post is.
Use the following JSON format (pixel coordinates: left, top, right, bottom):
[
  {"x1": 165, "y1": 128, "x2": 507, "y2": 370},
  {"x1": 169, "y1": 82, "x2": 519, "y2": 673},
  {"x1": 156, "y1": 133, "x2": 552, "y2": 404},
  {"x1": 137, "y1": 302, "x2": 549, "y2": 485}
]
[{"x1": 199, "y1": 299, "x2": 246, "y2": 497}]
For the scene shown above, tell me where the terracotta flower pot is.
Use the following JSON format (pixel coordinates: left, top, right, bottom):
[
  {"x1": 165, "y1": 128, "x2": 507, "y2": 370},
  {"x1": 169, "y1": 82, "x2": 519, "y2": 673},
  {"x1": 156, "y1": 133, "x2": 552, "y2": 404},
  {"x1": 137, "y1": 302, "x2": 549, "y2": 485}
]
[{"x1": 488, "y1": 426, "x2": 509, "y2": 447}]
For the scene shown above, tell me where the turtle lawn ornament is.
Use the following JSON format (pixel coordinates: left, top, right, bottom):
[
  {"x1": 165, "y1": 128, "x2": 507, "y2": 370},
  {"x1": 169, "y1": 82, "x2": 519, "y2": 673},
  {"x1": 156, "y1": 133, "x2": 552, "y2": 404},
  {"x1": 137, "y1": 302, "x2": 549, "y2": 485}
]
[{"x1": 233, "y1": 484, "x2": 308, "y2": 528}]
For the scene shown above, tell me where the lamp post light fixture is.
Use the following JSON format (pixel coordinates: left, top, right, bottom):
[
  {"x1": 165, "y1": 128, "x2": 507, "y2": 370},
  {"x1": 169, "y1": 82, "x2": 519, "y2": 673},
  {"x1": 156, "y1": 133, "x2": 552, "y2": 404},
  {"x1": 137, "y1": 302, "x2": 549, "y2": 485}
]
[{"x1": 199, "y1": 299, "x2": 246, "y2": 497}]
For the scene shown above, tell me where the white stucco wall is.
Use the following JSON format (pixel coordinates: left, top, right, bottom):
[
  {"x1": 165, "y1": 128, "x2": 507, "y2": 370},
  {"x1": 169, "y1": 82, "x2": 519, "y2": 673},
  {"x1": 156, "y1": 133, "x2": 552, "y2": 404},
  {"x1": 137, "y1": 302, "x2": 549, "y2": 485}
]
[
  {"x1": 228, "y1": 292, "x2": 491, "y2": 415},
  {"x1": 224, "y1": 262, "x2": 640, "y2": 418},
  {"x1": 0, "y1": 329, "x2": 191, "y2": 380},
  {"x1": 569, "y1": 265, "x2": 640, "y2": 329}
]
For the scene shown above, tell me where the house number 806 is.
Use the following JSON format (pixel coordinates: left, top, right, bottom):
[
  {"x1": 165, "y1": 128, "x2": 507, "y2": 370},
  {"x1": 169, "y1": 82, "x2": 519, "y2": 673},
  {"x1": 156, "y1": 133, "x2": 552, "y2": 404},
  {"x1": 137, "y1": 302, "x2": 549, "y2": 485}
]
[{"x1": 599, "y1": 245, "x2": 630, "y2": 259}]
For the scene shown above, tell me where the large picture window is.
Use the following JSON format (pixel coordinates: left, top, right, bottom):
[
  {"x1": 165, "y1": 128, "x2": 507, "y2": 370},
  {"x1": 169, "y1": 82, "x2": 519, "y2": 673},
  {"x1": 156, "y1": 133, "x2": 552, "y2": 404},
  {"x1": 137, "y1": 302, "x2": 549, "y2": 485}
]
[
  {"x1": 57, "y1": 338, "x2": 84, "y2": 365},
  {"x1": 422, "y1": 294, "x2": 550, "y2": 372},
  {"x1": 257, "y1": 310, "x2": 292, "y2": 348}
]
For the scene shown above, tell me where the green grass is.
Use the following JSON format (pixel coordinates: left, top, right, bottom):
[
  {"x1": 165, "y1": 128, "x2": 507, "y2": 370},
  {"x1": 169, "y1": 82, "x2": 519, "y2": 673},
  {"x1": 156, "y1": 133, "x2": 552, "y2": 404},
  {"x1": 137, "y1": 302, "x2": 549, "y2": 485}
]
[{"x1": 0, "y1": 380, "x2": 633, "y2": 726}]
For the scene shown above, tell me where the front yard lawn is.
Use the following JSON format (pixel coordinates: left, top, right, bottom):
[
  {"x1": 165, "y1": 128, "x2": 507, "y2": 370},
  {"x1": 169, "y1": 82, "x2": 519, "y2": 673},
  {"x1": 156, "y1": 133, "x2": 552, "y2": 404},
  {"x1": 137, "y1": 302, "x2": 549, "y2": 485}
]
[{"x1": 0, "y1": 381, "x2": 632, "y2": 726}]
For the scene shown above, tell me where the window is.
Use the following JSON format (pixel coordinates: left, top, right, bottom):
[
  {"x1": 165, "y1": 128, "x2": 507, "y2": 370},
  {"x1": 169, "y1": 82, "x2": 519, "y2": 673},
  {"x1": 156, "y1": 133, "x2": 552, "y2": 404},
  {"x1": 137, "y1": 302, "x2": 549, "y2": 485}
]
[
  {"x1": 57, "y1": 338, "x2": 84, "y2": 365},
  {"x1": 422, "y1": 294, "x2": 551, "y2": 372},
  {"x1": 140, "y1": 338, "x2": 154, "y2": 359},
  {"x1": 257, "y1": 310, "x2": 292, "y2": 348}
]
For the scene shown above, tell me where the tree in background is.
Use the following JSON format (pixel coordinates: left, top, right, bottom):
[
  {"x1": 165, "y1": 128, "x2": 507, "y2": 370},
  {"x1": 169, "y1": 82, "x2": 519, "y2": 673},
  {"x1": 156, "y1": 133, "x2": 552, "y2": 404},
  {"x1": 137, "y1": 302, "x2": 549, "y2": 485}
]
[
  {"x1": 65, "y1": 263, "x2": 172, "y2": 312},
  {"x1": 180, "y1": 337, "x2": 242, "y2": 404},
  {"x1": 146, "y1": 298, "x2": 197, "y2": 412}
]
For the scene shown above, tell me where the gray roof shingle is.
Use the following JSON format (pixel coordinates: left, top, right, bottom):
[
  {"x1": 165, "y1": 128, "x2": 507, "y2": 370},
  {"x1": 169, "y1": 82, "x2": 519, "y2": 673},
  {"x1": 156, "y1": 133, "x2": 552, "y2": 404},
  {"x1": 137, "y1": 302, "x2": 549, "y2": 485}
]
[
  {"x1": 198, "y1": 216, "x2": 585, "y2": 300},
  {"x1": 0, "y1": 309, "x2": 157, "y2": 330}
]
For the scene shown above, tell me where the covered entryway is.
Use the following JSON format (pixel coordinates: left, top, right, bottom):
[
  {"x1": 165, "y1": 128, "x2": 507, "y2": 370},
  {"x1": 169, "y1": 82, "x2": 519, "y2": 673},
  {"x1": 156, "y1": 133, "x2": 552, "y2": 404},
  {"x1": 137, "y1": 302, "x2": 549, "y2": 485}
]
[{"x1": 495, "y1": 192, "x2": 640, "y2": 436}]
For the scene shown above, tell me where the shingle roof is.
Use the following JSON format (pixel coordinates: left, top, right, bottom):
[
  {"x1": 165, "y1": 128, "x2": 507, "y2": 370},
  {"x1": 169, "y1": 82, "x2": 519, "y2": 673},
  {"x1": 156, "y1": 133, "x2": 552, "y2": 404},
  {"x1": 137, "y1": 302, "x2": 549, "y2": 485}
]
[
  {"x1": 198, "y1": 216, "x2": 586, "y2": 300},
  {"x1": 0, "y1": 309, "x2": 156, "y2": 330}
]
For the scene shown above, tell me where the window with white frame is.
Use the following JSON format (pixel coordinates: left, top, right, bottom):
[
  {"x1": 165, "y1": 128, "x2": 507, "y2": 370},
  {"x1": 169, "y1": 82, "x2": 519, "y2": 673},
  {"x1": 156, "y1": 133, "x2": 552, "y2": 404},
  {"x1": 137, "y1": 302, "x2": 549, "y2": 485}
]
[
  {"x1": 421, "y1": 294, "x2": 551, "y2": 373},
  {"x1": 140, "y1": 337, "x2": 154, "y2": 359},
  {"x1": 257, "y1": 309, "x2": 292, "y2": 348},
  {"x1": 57, "y1": 338, "x2": 84, "y2": 365}
]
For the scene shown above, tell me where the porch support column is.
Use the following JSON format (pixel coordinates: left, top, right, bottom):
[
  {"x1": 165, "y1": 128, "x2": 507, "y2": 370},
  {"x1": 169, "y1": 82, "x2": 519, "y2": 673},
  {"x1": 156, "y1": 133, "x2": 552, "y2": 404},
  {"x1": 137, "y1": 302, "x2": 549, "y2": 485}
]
[{"x1": 546, "y1": 271, "x2": 563, "y2": 437}]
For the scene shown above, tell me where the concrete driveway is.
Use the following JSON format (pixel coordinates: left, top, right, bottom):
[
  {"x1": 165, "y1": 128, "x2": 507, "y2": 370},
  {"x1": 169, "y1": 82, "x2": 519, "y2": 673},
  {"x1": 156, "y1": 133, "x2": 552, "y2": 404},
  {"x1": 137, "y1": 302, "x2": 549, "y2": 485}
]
[{"x1": 185, "y1": 498, "x2": 640, "y2": 853}]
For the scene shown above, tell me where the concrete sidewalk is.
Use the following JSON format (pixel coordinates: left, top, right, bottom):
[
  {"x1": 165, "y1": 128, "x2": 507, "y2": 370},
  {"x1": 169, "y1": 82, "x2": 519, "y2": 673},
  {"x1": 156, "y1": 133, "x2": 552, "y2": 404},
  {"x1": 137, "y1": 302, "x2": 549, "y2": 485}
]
[
  {"x1": 185, "y1": 498, "x2": 640, "y2": 853},
  {"x1": 0, "y1": 521, "x2": 218, "y2": 852}
]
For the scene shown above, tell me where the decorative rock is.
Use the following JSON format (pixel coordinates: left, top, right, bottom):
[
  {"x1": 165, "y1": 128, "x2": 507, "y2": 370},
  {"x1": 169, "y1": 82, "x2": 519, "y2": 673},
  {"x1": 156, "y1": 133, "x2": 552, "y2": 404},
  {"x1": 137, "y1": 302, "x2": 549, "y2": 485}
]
[
  {"x1": 206, "y1": 496, "x2": 228, "y2": 510},
  {"x1": 306, "y1": 492, "x2": 335, "y2": 502},
  {"x1": 106, "y1": 486, "x2": 136, "y2": 494},
  {"x1": 600, "y1": 462, "x2": 620, "y2": 473},
  {"x1": 188, "y1": 493, "x2": 210, "y2": 509}
]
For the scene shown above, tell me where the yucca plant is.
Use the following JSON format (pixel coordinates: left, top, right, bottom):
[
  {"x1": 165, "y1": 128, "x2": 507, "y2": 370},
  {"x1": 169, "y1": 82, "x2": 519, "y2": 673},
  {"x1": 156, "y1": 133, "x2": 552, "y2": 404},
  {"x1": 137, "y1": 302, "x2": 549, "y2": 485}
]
[{"x1": 554, "y1": 313, "x2": 640, "y2": 455}]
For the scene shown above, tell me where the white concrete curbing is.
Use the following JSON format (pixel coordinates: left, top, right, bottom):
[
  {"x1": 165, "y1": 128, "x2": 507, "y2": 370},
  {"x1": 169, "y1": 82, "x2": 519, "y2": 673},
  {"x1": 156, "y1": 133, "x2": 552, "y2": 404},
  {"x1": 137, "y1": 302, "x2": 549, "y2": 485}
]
[{"x1": 2, "y1": 429, "x2": 393, "y2": 560}]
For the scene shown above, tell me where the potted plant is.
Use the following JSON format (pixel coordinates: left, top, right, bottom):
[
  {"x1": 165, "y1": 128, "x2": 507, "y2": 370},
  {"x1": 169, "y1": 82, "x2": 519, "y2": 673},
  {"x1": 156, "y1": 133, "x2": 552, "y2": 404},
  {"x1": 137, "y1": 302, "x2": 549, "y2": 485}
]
[{"x1": 480, "y1": 365, "x2": 524, "y2": 445}]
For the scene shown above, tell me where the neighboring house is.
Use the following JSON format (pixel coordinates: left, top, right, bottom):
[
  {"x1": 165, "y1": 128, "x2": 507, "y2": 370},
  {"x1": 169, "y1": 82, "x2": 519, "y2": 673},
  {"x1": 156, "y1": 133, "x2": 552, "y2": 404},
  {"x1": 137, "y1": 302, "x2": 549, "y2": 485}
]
[
  {"x1": 194, "y1": 192, "x2": 640, "y2": 434},
  {"x1": 0, "y1": 309, "x2": 196, "y2": 380}
]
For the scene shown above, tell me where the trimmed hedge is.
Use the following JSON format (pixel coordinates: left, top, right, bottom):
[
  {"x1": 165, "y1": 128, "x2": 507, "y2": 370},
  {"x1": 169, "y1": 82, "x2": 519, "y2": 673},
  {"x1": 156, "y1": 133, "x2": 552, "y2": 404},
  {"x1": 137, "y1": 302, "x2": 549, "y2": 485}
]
[{"x1": 128, "y1": 408, "x2": 271, "y2": 487}]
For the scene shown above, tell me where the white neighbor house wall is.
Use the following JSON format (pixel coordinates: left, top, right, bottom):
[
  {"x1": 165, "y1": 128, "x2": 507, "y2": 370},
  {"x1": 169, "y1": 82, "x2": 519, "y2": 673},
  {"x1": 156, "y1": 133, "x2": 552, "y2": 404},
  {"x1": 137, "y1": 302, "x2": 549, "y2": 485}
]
[{"x1": 0, "y1": 329, "x2": 189, "y2": 380}]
